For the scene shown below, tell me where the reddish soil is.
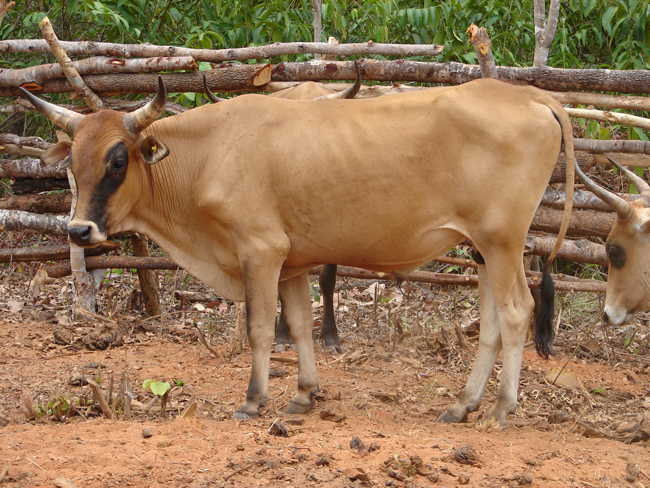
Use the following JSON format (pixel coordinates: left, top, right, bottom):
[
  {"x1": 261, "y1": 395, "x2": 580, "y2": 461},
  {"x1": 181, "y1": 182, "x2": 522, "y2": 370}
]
[{"x1": 1, "y1": 269, "x2": 650, "y2": 488}]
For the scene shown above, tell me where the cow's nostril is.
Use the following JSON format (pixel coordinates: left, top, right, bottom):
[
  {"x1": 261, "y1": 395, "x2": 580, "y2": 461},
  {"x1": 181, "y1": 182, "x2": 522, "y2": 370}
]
[
  {"x1": 602, "y1": 312, "x2": 611, "y2": 325},
  {"x1": 68, "y1": 225, "x2": 92, "y2": 244}
]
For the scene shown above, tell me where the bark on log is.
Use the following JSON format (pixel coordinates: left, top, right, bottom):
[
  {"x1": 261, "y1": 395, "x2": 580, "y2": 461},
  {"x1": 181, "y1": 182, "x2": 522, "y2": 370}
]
[
  {"x1": 550, "y1": 152, "x2": 596, "y2": 184},
  {"x1": 8, "y1": 60, "x2": 650, "y2": 96},
  {"x1": 11, "y1": 178, "x2": 69, "y2": 194},
  {"x1": 44, "y1": 256, "x2": 179, "y2": 278},
  {"x1": 0, "y1": 56, "x2": 198, "y2": 89},
  {"x1": 0, "y1": 158, "x2": 66, "y2": 179},
  {"x1": 6, "y1": 64, "x2": 272, "y2": 96},
  {"x1": 0, "y1": 134, "x2": 51, "y2": 150},
  {"x1": 43, "y1": 255, "x2": 606, "y2": 293},
  {"x1": 0, "y1": 39, "x2": 444, "y2": 62},
  {"x1": 550, "y1": 91, "x2": 650, "y2": 112},
  {"x1": 0, "y1": 145, "x2": 43, "y2": 157},
  {"x1": 573, "y1": 138, "x2": 650, "y2": 155},
  {"x1": 131, "y1": 233, "x2": 162, "y2": 317},
  {"x1": 270, "y1": 61, "x2": 650, "y2": 94},
  {"x1": 40, "y1": 17, "x2": 104, "y2": 111},
  {"x1": 5, "y1": 98, "x2": 188, "y2": 115},
  {"x1": 566, "y1": 107, "x2": 650, "y2": 131},
  {"x1": 0, "y1": 192, "x2": 72, "y2": 213},
  {"x1": 525, "y1": 236, "x2": 607, "y2": 266},
  {"x1": 595, "y1": 153, "x2": 650, "y2": 168},
  {"x1": 0, "y1": 241, "x2": 119, "y2": 263},
  {"x1": 531, "y1": 206, "x2": 614, "y2": 238},
  {"x1": 0, "y1": 209, "x2": 69, "y2": 235},
  {"x1": 542, "y1": 189, "x2": 639, "y2": 212}
]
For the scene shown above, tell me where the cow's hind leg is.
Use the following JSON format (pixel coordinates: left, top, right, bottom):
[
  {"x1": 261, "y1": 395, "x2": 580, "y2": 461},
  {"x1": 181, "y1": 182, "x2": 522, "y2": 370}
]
[
  {"x1": 438, "y1": 254, "x2": 534, "y2": 425},
  {"x1": 278, "y1": 272, "x2": 320, "y2": 414},
  {"x1": 319, "y1": 264, "x2": 344, "y2": 354},
  {"x1": 437, "y1": 262, "x2": 500, "y2": 423}
]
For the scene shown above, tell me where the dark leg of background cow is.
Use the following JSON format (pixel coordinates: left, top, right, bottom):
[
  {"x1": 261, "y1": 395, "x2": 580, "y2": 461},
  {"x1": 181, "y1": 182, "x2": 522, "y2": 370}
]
[
  {"x1": 319, "y1": 264, "x2": 344, "y2": 353},
  {"x1": 274, "y1": 298, "x2": 294, "y2": 352},
  {"x1": 274, "y1": 264, "x2": 344, "y2": 354}
]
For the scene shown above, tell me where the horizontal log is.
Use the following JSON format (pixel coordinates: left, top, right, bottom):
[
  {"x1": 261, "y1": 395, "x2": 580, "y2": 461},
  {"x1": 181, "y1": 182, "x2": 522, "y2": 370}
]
[
  {"x1": 42, "y1": 255, "x2": 605, "y2": 293},
  {"x1": 0, "y1": 209, "x2": 69, "y2": 235},
  {"x1": 7, "y1": 59, "x2": 650, "y2": 97},
  {"x1": 566, "y1": 107, "x2": 650, "y2": 131},
  {"x1": 44, "y1": 255, "x2": 179, "y2": 278},
  {"x1": 0, "y1": 56, "x2": 198, "y2": 88},
  {"x1": 0, "y1": 39, "x2": 444, "y2": 62},
  {"x1": 0, "y1": 241, "x2": 119, "y2": 263},
  {"x1": 550, "y1": 91, "x2": 650, "y2": 111},
  {"x1": 542, "y1": 189, "x2": 639, "y2": 212},
  {"x1": 550, "y1": 152, "x2": 596, "y2": 184},
  {"x1": 0, "y1": 158, "x2": 65, "y2": 179},
  {"x1": 271, "y1": 60, "x2": 650, "y2": 93},
  {"x1": 0, "y1": 144, "x2": 42, "y2": 157},
  {"x1": 573, "y1": 138, "x2": 650, "y2": 155},
  {"x1": 526, "y1": 236, "x2": 607, "y2": 266},
  {"x1": 0, "y1": 192, "x2": 72, "y2": 213},
  {"x1": 7, "y1": 64, "x2": 272, "y2": 97},
  {"x1": 11, "y1": 178, "x2": 69, "y2": 194},
  {"x1": 531, "y1": 206, "x2": 614, "y2": 238},
  {"x1": 0, "y1": 134, "x2": 51, "y2": 150}
]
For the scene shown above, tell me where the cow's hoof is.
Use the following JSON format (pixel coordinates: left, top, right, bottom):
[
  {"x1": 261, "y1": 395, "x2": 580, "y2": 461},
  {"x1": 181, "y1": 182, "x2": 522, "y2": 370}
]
[
  {"x1": 233, "y1": 406, "x2": 260, "y2": 420},
  {"x1": 285, "y1": 400, "x2": 312, "y2": 415},
  {"x1": 436, "y1": 410, "x2": 464, "y2": 423},
  {"x1": 273, "y1": 343, "x2": 297, "y2": 354},
  {"x1": 324, "y1": 343, "x2": 345, "y2": 355}
]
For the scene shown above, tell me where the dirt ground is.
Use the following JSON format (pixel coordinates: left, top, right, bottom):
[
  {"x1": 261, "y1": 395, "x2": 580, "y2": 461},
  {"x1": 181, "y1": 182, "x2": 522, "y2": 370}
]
[{"x1": 1, "y1": 264, "x2": 650, "y2": 488}]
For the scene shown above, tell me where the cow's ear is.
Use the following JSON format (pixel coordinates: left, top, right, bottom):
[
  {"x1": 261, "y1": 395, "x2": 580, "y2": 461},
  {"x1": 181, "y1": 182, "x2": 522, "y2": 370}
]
[
  {"x1": 139, "y1": 136, "x2": 169, "y2": 165},
  {"x1": 639, "y1": 218, "x2": 650, "y2": 235},
  {"x1": 41, "y1": 141, "x2": 72, "y2": 167}
]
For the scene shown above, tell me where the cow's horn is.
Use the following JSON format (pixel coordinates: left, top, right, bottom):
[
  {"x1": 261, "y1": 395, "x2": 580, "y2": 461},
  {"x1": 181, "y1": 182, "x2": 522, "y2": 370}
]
[
  {"x1": 574, "y1": 159, "x2": 634, "y2": 220},
  {"x1": 607, "y1": 156, "x2": 650, "y2": 203},
  {"x1": 203, "y1": 74, "x2": 224, "y2": 103},
  {"x1": 124, "y1": 76, "x2": 167, "y2": 134},
  {"x1": 18, "y1": 87, "x2": 84, "y2": 134},
  {"x1": 314, "y1": 60, "x2": 361, "y2": 100}
]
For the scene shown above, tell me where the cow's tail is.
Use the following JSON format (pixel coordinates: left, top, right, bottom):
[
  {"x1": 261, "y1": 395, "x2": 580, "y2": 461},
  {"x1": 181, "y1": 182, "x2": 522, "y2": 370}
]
[{"x1": 534, "y1": 106, "x2": 575, "y2": 359}]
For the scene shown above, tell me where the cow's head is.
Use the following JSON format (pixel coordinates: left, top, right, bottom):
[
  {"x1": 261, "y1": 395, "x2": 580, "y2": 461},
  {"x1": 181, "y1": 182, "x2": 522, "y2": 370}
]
[
  {"x1": 575, "y1": 157, "x2": 650, "y2": 325},
  {"x1": 19, "y1": 78, "x2": 170, "y2": 246}
]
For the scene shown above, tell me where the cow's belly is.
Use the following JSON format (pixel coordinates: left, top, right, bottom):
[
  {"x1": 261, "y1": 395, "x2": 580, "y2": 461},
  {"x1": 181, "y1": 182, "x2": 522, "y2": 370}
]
[{"x1": 281, "y1": 227, "x2": 465, "y2": 280}]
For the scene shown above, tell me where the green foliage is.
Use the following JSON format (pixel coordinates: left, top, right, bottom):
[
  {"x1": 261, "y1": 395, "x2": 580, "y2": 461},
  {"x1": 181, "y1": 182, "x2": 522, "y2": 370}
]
[
  {"x1": 143, "y1": 379, "x2": 171, "y2": 397},
  {"x1": 4, "y1": 0, "x2": 650, "y2": 70}
]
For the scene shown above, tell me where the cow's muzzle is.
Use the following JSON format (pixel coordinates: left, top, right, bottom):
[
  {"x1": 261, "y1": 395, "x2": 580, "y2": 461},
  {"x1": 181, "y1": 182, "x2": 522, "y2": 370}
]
[
  {"x1": 602, "y1": 306, "x2": 634, "y2": 326},
  {"x1": 68, "y1": 220, "x2": 106, "y2": 247}
]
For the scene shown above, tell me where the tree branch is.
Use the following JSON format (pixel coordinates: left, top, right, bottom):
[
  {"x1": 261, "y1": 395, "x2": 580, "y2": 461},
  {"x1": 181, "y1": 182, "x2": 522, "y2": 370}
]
[
  {"x1": 39, "y1": 16, "x2": 104, "y2": 111},
  {"x1": 466, "y1": 24, "x2": 497, "y2": 78},
  {"x1": 533, "y1": 0, "x2": 561, "y2": 67},
  {"x1": 0, "y1": 56, "x2": 197, "y2": 90},
  {"x1": 0, "y1": 39, "x2": 444, "y2": 61}
]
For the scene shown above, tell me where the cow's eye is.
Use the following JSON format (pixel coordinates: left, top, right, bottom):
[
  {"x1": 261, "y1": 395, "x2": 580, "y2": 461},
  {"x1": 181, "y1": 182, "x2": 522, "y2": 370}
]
[
  {"x1": 113, "y1": 158, "x2": 126, "y2": 171},
  {"x1": 606, "y1": 244, "x2": 626, "y2": 269}
]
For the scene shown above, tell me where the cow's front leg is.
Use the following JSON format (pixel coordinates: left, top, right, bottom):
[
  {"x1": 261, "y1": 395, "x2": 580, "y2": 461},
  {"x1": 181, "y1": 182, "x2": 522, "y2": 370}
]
[
  {"x1": 233, "y1": 253, "x2": 285, "y2": 420},
  {"x1": 278, "y1": 272, "x2": 319, "y2": 414}
]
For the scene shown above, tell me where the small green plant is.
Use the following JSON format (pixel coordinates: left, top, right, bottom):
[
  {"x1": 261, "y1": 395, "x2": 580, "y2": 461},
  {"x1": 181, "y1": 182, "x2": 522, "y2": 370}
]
[
  {"x1": 143, "y1": 379, "x2": 171, "y2": 397},
  {"x1": 172, "y1": 379, "x2": 186, "y2": 387}
]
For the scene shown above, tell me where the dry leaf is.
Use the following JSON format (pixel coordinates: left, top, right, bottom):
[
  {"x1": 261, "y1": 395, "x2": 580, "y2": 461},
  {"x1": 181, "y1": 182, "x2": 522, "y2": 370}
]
[
  {"x1": 545, "y1": 367, "x2": 583, "y2": 389},
  {"x1": 344, "y1": 468, "x2": 370, "y2": 482},
  {"x1": 7, "y1": 300, "x2": 24, "y2": 314}
]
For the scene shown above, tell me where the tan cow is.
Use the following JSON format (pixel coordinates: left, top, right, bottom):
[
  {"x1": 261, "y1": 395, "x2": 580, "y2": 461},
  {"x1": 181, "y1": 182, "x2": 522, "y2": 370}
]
[
  {"x1": 203, "y1": 69, "x2": 362, "y2": 355},
  {"x1": 575, "y1": 157, "x2": 650, "y2": 325},
  {"x1": 21, "y1": 77, "x2": 575, "y2": 424}
]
